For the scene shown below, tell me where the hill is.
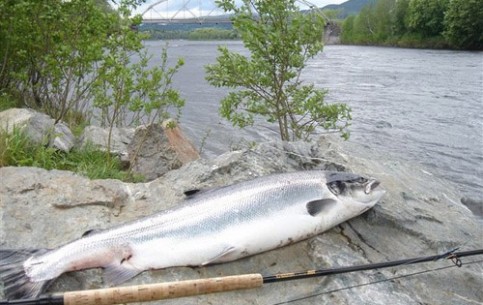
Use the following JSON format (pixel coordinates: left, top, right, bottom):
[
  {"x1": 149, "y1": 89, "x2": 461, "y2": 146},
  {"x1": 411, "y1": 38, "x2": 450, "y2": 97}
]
[{"x1": 322, "y1": 0, "x2": 376, "y2": 18}]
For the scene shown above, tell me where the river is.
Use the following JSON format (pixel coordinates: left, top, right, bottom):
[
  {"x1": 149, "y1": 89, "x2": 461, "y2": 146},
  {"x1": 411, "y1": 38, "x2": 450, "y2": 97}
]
[{"x1": 142, "y1": 40, "x2": 482, "y2": 215}]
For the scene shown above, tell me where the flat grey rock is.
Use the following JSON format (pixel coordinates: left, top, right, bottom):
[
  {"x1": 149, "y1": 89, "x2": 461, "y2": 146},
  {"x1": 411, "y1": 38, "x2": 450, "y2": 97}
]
[{"x1": 1, "y1": 137, "x2": 481, "y2": 304}]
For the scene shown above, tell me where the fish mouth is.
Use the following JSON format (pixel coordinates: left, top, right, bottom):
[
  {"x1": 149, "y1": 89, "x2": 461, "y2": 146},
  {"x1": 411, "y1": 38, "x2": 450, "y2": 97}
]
[{"x1": 364, "y1": 179, "x2": 380, "y2": 194}]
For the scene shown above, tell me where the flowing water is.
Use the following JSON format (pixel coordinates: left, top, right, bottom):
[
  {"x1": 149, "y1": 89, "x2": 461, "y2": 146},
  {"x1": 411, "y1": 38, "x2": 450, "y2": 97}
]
[{"x1": 142, "y1": 40, "x2": 483, "y2": 214}]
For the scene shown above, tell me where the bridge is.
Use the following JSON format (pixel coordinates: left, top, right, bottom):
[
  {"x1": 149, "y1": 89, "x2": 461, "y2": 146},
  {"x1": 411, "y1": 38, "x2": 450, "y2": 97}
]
[
  {"x1": 140, "y1": 0, "x2": 229, "y2": 24},
  {"x1": 140, "y1": 0, "x2": 329, "y2": 24}
]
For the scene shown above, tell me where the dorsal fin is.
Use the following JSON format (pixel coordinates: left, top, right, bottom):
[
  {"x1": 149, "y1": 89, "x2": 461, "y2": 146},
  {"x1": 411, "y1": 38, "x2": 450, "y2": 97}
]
[
  {"x1": 184, "y1": 184, "x2": 232, "y2": 199},
  {"x1": 82, "y1": 229, "x2": 100, "y2": 237},
  {"x1": 184, "y1": 189, "x2": 202, "y2": 197}
]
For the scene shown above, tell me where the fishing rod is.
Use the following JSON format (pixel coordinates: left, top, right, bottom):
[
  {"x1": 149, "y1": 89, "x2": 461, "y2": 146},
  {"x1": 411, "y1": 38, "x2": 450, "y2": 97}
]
[{"x1": 1, "y1": 249, "x2": 482, "y2": 305}]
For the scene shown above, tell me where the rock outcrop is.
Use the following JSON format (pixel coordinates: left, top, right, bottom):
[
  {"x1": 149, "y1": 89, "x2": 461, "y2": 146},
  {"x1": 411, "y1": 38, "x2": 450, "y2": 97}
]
[{"x1": 0, "y1": 137, "x2": 482, "y2": 304}]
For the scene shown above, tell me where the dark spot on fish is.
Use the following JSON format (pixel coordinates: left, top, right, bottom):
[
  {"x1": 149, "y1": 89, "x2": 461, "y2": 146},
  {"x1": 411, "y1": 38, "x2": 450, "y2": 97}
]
[
  {"x1": 287, "y1": 238, "x2": 294, "y2": 245},
  {"x1": 270, "y1": 262, "x2": 277, "y2": 267},
  {"x1": 120, "y1": 254, "x2": 132, "y2": 264}
]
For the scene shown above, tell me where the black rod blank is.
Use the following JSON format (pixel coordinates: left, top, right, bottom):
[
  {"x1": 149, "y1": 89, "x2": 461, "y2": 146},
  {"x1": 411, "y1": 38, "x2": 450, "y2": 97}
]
[{"x1": 263, "y1": 249, "x2": 482, "y2": 283}]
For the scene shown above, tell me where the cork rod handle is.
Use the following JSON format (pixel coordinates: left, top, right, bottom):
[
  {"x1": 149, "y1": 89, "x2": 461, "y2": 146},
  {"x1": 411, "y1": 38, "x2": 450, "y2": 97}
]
[{"x1": 63, "y1": 274, "x2": 264, "y2": 305}]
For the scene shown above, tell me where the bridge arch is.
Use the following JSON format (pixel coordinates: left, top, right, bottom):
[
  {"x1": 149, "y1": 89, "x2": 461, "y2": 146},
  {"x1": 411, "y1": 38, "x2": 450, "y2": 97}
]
[{"x1": 140, "y1": 0, "x2": 330, "y2": 23}]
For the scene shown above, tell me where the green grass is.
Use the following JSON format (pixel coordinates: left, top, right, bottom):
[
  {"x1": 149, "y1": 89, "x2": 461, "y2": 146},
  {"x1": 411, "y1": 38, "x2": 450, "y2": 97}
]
[
  {"x1": 0, "y1": 127, "x2": 144, "y2": 182},
  {"x1": 0, "y1": 91, "x2": 23, "y2": 112}
]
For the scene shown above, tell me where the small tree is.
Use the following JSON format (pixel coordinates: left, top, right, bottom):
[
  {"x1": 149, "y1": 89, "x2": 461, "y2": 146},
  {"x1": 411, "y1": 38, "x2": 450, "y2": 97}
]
[
  {"x1": 92, "y1": 2, "x2": 185, "y2": 158},
  {"x1": 0, "y1": 0, "x2": 115, "y2": 123},
  {"x1": 392, "y1": 0, "x2": 410, "y2": 36},
  {"x1": 206, "y1": 0, "x2": 351, "y2": 141}
]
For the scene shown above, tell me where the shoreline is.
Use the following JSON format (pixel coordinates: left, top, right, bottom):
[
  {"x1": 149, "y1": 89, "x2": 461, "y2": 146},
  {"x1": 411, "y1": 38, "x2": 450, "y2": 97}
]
[{"x1": 141, "y1": 36, "x2": 482, "y2": 51}]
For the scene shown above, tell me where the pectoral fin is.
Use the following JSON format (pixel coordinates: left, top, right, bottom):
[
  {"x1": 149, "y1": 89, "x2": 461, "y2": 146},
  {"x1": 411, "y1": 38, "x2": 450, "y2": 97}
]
[
  {"x1": 306, "y1": 199, "x2": 337, "y2": 216},
  {"x1": 201, "y1": 246, "x2": 236, "y2": 266}
]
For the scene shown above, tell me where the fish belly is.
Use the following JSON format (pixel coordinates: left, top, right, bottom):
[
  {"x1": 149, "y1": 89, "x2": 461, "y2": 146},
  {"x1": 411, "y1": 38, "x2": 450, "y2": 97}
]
[{"x1": 129, "y1": 211, "x2": 320, "y2": 271}]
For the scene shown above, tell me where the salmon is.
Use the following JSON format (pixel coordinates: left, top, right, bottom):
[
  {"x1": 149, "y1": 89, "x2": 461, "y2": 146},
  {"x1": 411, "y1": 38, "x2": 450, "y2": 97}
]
[{"x1": 0, "y1": 171, "x2": 385, "y2": 299}]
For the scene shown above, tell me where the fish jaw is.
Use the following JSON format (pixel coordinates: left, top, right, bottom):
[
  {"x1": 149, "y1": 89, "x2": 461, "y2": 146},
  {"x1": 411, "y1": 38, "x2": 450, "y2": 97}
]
[
  {"x1": 316, "y1": 187, "x2": 385, "y2": 229},
  {"x1": 322, "y1": 172, "x2": 386, "y2": 225},
  {"x1": 340, "y1": 184, "x2": 386, "y2": 216}
]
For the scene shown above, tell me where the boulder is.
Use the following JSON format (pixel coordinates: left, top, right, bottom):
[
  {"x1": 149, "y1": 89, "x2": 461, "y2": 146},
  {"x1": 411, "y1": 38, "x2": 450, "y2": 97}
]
[
  {"x1": 0, "y1": 108, "x2": 75, "y2": 152},
  {"x1": 78, "y1": 123, "x2": 199, "y2": 180},
  {"x1": 461, "y1": 197, "x2": 483, "y2": 216},
  {"x1": 162, "y1": 119, "x2": 200, "y2": 164},
  {"x1": 1, "y1": 137, "x2": 482, "y2": 304},
  {"x1": 77, "y1": 125, "x2": 134, "y2": 155},
  {"x1": 127, "y1": 123, "x2": 196, "y2": 181}
]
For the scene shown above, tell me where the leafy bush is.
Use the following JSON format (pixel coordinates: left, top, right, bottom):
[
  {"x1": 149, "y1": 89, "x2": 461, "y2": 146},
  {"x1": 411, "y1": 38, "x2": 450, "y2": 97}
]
[
  {"x1": 0, "y1": 0, "x2": 185, "y2": 129},
  {"x1": 206, "y1": 0, "x2": 351, "y2": 141}
]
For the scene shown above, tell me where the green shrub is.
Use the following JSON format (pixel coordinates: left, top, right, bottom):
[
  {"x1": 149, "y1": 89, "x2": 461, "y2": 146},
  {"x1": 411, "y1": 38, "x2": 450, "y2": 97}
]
[
  {"x1": 0, "y1": 92, "x2": 22, "y2": 112},
  {"x1": 206, "y1": 0, "x2": 351, "y2": 141},
  {"x1": 0, "y1": 127, "x2": 143, "y2": 182}
]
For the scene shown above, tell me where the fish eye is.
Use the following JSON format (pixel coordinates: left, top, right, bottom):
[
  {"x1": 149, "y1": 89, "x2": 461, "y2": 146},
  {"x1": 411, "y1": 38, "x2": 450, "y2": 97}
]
[
  {"x1": 328, "y1": 181, "x2": 346, "y2": 195},
  {"x1": 351, "y1": 177, "x2": 367, "y2": 184}
]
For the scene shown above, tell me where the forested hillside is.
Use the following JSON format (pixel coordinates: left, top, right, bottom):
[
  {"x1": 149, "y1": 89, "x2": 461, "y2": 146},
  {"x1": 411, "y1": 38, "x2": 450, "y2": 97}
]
[
  {"x1": 322, "y1": 0, "x2": 375, "y2": 18},
  {"x1": 340, "y1": 0, "x2": 482, "y2": 50}
]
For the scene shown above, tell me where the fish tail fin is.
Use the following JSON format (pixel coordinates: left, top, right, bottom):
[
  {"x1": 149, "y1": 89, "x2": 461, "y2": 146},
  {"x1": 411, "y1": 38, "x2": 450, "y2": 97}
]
[{"x1": 0, "y1": 249, "x2": 53, "y2": 300}]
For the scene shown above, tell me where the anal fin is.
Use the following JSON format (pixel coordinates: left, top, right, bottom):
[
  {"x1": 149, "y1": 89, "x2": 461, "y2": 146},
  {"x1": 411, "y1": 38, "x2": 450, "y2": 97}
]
[
  {"x1": 201, "y1": 246, "x2": 237, "y2": 266},
  {"x1": 103, "y1": 262, "x2": 141, "y2": 286}
]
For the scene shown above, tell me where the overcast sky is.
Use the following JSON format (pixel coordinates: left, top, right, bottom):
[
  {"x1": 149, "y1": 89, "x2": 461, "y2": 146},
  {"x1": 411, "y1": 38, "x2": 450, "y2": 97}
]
[{"x1": 138, "y1": 0, "x2": 347, "y2": 18}]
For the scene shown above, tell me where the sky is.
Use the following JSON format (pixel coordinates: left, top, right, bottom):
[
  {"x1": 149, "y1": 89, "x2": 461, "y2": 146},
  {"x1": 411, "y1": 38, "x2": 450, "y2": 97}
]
[{"x1": 138, "y1": 0, "x2": 347, "y2": 19}]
